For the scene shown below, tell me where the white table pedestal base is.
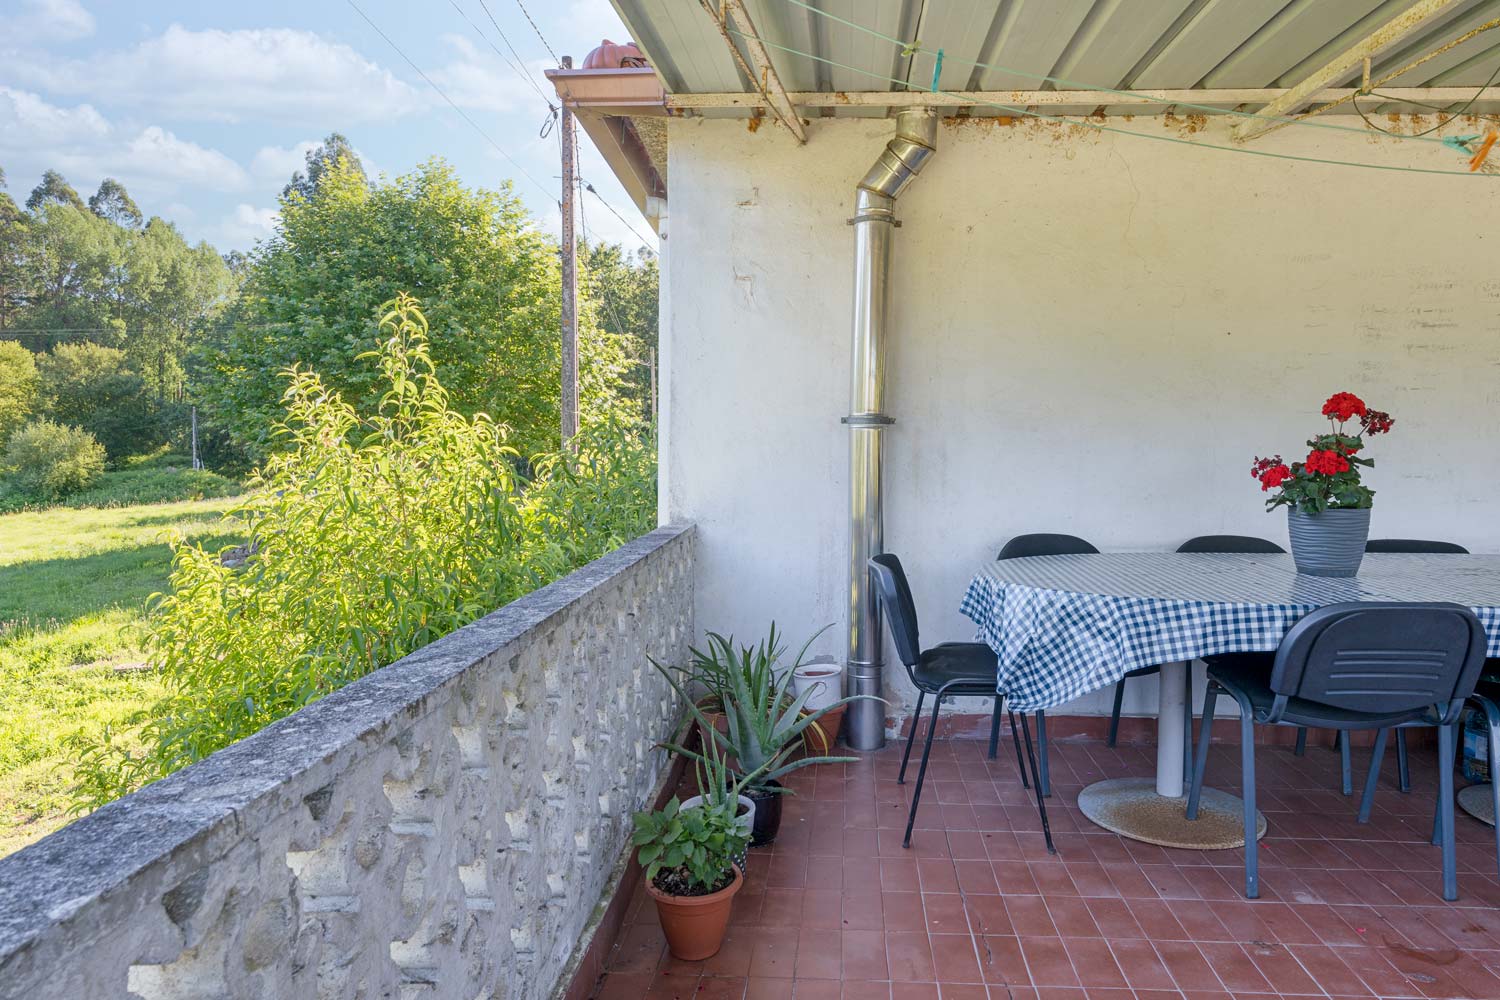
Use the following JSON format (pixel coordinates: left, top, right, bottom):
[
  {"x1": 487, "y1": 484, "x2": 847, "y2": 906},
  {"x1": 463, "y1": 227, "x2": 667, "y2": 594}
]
[
  {"x1": 1458, "y1": 783, "x2": 1495, "y2": 827},
  {"x1": 1078, "y1": 661, "x2": 1266, "y2": 849},
  {"x1": 1077, "y1": 777, "x2": 1266, "y2": 849}
]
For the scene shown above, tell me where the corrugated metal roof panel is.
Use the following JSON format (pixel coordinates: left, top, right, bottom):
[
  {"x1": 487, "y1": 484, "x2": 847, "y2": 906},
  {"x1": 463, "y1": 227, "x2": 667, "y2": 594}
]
[{"x1": 611, "y1": 0, "x2": 1500, "y2": 116}]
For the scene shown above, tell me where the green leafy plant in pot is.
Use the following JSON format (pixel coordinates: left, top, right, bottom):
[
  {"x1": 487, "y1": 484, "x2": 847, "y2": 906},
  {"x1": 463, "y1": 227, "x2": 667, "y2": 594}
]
[
  {"x1": 675, "y1": 732, "x2": 760, "y2": 872},
  {"x1": 632, "y1": 793, "x2": 749, "y2": 961},
  {"x1": 1252, "y1": 391, "x2": 1395, "y2": 577},
  {"x1": 655, "y1": 623, "x2": 880, "y2": 845}
]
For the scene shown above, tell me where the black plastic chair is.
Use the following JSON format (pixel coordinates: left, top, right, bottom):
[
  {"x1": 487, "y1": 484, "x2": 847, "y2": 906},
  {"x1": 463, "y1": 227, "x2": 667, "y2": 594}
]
[
  {"x1": 1106, "y1": 535, "x2": 1288, "y2": 776},
  {"x1": 868, "y1": 553, "x2": 1054, "y2": 853},
  {"x1": 1357, "y1": 539, "x2": 1471, "y2": 795},
  {"x1": 1187, "y1": 602, "x2": 1486, "y2": 900},
  {"x1": 996, "y1": 533, "x2": 1102, "y2": 797}
]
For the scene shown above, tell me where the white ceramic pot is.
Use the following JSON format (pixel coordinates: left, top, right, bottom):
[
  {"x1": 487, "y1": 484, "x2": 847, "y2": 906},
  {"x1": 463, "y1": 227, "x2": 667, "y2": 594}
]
[{"x1": 792, "y1": 661, "x2": 844, "y2": 712}]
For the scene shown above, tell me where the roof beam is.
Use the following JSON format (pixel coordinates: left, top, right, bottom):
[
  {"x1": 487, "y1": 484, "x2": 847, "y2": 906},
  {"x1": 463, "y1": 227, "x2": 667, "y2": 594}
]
[
  {"x1": 664, "y1": 86, "x2": 1500, "y2": 112},
  {"x1": 1231, "y1": 0, "x2": 1465, "y2": 142},
  {"x1": 698, "y1": 0, "x2": 808, "y2": 143}
]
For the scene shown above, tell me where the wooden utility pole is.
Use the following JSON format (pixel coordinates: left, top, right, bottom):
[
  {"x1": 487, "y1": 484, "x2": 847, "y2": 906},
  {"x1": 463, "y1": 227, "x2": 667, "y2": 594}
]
[{"x1": 559, "y1": 54, "x2": 579, "y2": 448}]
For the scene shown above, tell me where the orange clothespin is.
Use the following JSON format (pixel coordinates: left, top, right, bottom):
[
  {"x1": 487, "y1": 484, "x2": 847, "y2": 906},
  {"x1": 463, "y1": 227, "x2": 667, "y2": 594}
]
[{"x1": 1469, "y1": 130, "x2": 1498, "y2": 172}]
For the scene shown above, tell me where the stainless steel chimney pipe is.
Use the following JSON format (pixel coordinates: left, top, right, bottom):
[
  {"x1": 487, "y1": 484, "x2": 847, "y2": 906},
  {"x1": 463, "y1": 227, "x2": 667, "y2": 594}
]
[{"x1": 844, "y1": 109, "x2": 938, "y2": 750}]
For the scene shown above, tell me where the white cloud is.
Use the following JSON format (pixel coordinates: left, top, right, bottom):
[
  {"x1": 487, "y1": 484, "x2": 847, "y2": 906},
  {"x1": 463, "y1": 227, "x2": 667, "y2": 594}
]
[
  {"x1": 0, "y1": 0, "x2": 95, "y2": 42},
  {"x1": 0, "y1": 88, "x2": 249, "y2": 202},
  {"x1": 0, "y1": 85, "x2": 108, "y2": 144},
  {"x1": 122, "y1": 126, "x2": 249, "y2": 190},
  {"x1": 7, "y1": 24, "x2": 425, "y2": 124},
  {"x1": 218, "y1": 203, "x2": 280, "y2": 246},
  {"x1": 428, "y1": 34, "x2": 545, "y2": 114},
  {"x1": 250, "y1": 140, "x2": 321, "y2": 183}
]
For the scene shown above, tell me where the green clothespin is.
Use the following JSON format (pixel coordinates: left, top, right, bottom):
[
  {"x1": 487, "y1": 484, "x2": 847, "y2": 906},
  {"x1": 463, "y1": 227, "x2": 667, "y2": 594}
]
[
  {"x1": 931, "y1": 48, "x2": 944, "y2": 92},
  {"x1": 1443, "y1": 134, "x2": 1481, "y2": 155}
]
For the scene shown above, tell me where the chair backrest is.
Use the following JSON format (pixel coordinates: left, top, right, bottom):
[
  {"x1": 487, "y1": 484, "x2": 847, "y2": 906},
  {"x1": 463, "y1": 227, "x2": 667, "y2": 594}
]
[
  {"x1": 997, "y1": 533, "x2": 1099, "y2": 560},
  {"x1": 868, "y1": 554, "x2": 922, "y2": 668},
  {"x1": 1176, "y1": 534, "x2": 1285, "y2": 554},
  {"x1": 1268, "y1": 602, "x2": 1487, "y2": 725},
  {"x1": 1366, "y1": 538, "x2": 1470, "y2": 554}
]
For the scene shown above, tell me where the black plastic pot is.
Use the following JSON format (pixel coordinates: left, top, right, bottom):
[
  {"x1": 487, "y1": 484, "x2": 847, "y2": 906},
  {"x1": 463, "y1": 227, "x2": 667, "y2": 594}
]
[{"x1": 746, "y1": 779, "x2": 784, "y2": 846}]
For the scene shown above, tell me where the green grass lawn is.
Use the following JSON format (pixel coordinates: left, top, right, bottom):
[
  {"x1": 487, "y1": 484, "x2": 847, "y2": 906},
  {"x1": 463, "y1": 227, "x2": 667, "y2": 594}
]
[{"x1": 0, "y1": 497, "x2": 242, "y2": 855}]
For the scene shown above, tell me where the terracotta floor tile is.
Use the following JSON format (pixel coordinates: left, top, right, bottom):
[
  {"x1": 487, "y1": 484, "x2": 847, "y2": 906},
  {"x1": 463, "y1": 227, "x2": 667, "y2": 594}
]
[
  {"x1": 886, "y1": 931, "x2": 937, "y2": 982},
  {"x1": 1019, "y1": 937, "x2": 1080, "y2": 988},
  {"x1": 922, "y1": 892, "x2": 970, "y2": 935},
  {"x1": 744, "y1": 977, "x2": 796, "y2": 1000},
  {"x1": 928, "y1": 933, "x2": 983, "y2": 984},
  {"x1": 977, "y1": 935, "x2": 1030, "y2": 986},
  {"x1": 843, "y1": 929, "x2": 890, "y2": 981},
  {"x1": 878, "y1": 891, "x2": 923, "y2": 933}
]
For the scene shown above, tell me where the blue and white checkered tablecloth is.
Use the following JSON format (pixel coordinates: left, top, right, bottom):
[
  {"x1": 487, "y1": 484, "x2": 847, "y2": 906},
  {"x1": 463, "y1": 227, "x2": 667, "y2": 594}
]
[{"x1": 959, "y1": 553, "x2": 1500, "y2": 712}]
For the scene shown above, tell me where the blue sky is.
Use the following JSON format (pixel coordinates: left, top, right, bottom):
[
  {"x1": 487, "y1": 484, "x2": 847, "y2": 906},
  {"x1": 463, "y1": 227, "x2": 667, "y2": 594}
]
[{"x1": 0, "y1": 0, "x2": 657, "y2": 254}]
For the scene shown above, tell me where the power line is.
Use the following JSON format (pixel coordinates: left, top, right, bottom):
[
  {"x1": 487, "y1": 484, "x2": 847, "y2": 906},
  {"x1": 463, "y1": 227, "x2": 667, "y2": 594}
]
[
  {"x1": 344, "y1": 0, "x2": 554, "y2": 202},
  {"x1": 511, "y1": 0, "x2": 558, "y2": 64},
  {"x1": 446, "y1": 0, "x2": 555, "y2": 110},
  {"x1": 730, "y1": 29, "x2": 1500, "y2": 179},
  {"x1": 582, "y1": 181, "x2": 658, "y2": 255}
]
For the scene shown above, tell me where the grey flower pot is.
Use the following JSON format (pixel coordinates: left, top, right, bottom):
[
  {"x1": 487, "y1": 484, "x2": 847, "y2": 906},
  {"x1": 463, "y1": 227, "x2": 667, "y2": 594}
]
[{"x1": 1287, "y1": 507, "x2": 1371, "y2": 577}]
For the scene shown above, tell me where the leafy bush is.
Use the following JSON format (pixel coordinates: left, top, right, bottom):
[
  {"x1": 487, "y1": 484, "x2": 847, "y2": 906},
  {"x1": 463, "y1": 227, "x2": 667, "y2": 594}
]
[
  {"x1": 36, "y1": 343, "x2": 161, "y2": 460},
  {"x1": 1, "y1": 419, "x2": 105, "y2": 501},
  {"x1": 73, "y1": 296, "x2": 655, "y2": 805},
  {"x1": 0, "y1": 341, "x2": 39, "y2": 444}
]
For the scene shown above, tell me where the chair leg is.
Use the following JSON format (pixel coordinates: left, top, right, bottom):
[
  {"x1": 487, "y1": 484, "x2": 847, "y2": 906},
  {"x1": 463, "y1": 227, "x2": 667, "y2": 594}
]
[
  {"x1": 897, "y1": 691, "x2": 925, "y2": 785},
  {"x1": 1357, "y1": 728, "x2": 1388, "y2": 824},
  {"x1": 1019, "y1": 711, "x2": 1056, "y2": 855},
  {"x1": 988, "y1": 694, "x2": 1002, "y2": 760},
  {"x1": 1036, "y1": 710, "x2": 1051, "y2": 798},
  {"x1": 903, "y1": 691, "x2": 943, "y2": 848},
  {"x1": 1107, "y1": 679, "x2": 1126, "y2": 747},
  {"x1": 1240, "y1": 709, "x2": 1260, "y2": 899},
  {"x1": 1438, "y1": 722, "x2": 1458, "y2": 901},
  {"x1": 1293, "y1": 727, "x2": 1307, "y2": 756},
  {"x1": 1480, "y1": 696, "x2": 1500, "y2": 879},
  {"x1": 1339, "y1": 730, "x2": 1353, "y2": 796},
  {"x1": 1182, "y1": 663, "x2": 1194, "y2": 786},
  {"x1": 1186, "y1": 681, "x2": 1219, "y2": 820},
  {"x1": 1008, "y1": 710, "x2": 1031, "y2": 790},
  {"x1": 1396, "y1": 728, "x2": 1410, "y2": 793}
]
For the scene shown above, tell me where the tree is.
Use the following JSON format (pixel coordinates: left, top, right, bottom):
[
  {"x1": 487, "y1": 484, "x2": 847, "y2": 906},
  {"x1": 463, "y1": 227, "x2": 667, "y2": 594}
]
[
  {"x1": 199, "y1": 157, "x2": 634, "y2": 460},
  {"x1": 25, "y1": 170, "x2": 85, "y2": 213},
  {"x1": 0, "y1": 340, "x2": 38, "y2": 442},
  {"x1": 282, "y1": 132, "x2": 366, "y2": 202},
  {"x1": 0, "y1": 167, "x2": 25, "y2": 331},
  {"x1": 36, "y1": 342, "x2": 158, "y2": 460},
  {"x1": 88, "y1": 178, "x2": 143, "y2": 228},
  {"x1": 582, "y1": 241, "x2": 658, "y2": 420}
]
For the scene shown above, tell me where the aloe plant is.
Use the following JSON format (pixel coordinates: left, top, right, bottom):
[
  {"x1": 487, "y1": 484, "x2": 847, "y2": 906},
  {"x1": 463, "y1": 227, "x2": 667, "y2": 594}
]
[{"x1": 653, "y1": 623, "x2": 881, "y2": 794}]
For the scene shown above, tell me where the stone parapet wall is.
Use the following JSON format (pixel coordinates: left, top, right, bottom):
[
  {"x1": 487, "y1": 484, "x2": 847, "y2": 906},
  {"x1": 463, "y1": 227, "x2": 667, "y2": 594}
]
[{"x1": 0, "y1": 524, "x2": 695, "y2": 1000}]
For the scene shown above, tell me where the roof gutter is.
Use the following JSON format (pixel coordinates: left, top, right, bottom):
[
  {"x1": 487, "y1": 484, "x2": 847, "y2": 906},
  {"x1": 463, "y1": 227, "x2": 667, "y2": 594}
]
[{"x1": 844, "y1": 109, "x2": 939, "y2": 750}]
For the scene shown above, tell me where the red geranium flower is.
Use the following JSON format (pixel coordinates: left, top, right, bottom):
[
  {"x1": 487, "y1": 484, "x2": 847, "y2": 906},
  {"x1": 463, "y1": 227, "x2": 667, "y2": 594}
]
[
  {"x1": 1304, "y1": 449, "x2": 1351, "y2": 476},
  {"x1": 1322, "y1": 391, "x2": 1367, "y2": 422},
  {"x1": 1258, "y1": 464, "x2": 1292, "y2": 491},
  {"x1": 1361, "y1": 409, "x2": 1394, "y2": 435}
]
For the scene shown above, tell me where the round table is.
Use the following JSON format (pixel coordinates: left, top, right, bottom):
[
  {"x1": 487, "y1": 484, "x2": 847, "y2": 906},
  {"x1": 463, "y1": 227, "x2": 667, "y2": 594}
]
[{"x1": 960, "y1": 552, "x2": 1500, "y2": 848}]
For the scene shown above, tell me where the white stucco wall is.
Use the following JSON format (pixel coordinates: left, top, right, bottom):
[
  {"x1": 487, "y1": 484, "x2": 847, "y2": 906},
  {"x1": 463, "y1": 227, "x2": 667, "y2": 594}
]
[{"x1": 660, "y1": 113, "x2": 1500, "y2": 725}]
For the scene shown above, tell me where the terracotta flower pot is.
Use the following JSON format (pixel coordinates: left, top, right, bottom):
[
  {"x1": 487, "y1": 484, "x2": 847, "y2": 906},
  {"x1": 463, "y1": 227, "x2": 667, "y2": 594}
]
[
  {"x1": 646, "y1": 865, "x2": 743, "y2": 960},
  {"x1": 803, "y1": 706, "x2": 846, "y2": 753}
]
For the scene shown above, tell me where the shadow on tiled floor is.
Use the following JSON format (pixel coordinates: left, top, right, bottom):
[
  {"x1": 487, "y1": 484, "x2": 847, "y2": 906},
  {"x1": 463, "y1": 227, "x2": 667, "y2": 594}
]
[{"x1": 592, "y1": 734, "x2": 1500, "y2": 999}]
